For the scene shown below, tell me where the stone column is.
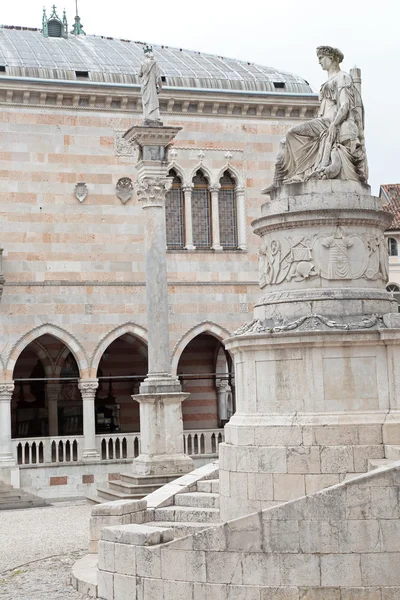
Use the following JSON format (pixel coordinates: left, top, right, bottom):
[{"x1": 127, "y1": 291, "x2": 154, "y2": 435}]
[
  {"x1": 0, "y1": 383, "x2": 15, "y2": 465},
  {"x1": 79, "y1": 379, "x2": 99, "y2": 460},
  {"x1": 47, "y1": 384, "x2": 59, "y2": 436},
  {"x1": 210, "y1": 184, "x2": 223, "y2": 251},
  {"x1": 236, "y1": 187, "x2": 247, "y2": 250},
  {"x1": 182, "y1": 185, "x2": 196, "y2": 250},
  {"x1": 123, "y1": 125, "x2": 193, "y2": 476}
]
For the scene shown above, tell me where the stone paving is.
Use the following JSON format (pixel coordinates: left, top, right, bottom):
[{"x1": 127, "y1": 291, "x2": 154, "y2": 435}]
[
  {"x1": 0, "y1": 552, "x2": 90, "y2": 599},
  {"x1": 0, "y1": 501, "x2": 92, "y2": 599}
]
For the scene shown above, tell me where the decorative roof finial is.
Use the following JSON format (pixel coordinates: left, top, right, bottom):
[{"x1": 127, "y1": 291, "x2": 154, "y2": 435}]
[
  {"x1": 71, "y1": 0, "x2": 86, "y2": 35},
  {"x1": 42, "y1": 7, "x2": 49, "y2": 36}
]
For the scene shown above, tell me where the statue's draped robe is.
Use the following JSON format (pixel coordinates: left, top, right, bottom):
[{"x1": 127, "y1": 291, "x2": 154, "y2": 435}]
[
  {"x1": 139, "y1": 58, "x2": 161, "y2": 122},
  {"x1": 275, "y1": 71, "x2": 368, "y2": 185}
]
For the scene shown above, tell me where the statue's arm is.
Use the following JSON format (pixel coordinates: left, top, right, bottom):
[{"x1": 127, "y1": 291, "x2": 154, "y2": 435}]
[{"x1": 333, "y1": 85, "x2": 350, "y2": 128}]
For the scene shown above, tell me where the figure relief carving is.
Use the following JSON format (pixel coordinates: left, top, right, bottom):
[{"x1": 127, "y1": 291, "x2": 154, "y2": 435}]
[
  {"x1": 265, "y1": 46, "x2": 368, "y2": 192},
  {"x1": 259, "y1": 228, "x2": 380, "y2": 286},
  {"x1": 313, "y1": 226, "x2": 368, "y2": 280},
  {"x1": 116, "y1": 177, "x2": 134, "y2": 204},
  {"x1": 365, "y1": 236, "x2": 389, "y2": 282},
  {"x1": 259, "y1": 237, "x2": 316, "y2": 287}
]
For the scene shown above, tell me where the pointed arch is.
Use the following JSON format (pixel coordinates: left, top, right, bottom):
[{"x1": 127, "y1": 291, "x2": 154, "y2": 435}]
[
  {"x1": 5, "y1": 324, "x2": 88, "y2": 381},
  {"x1": 31, "y1": 340, "x2": 55, "y2": 377},
  {"x1": 189, "y1": 163, "x2": 213, "y2": 186},
  {"x1": 216, "y1": 163, "x2": 244, "y2": 189},
  {"x1": 171, "y1": 321, "x2": 232, "y2": 376},
  {"x1": 91, "y1": 322, "x2": 148, "y2": 377},
  {"x1": 167, "y1": 162, "x2": 187, "y2": 187}
]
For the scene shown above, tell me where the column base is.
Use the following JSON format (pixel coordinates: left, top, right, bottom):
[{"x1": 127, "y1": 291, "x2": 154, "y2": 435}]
[
  {"x1": 131, "y1": 453, "x2": 194, "y2": 476},
  {"x1": 0, "y1": 453, "x2": 16, "y2": 465},
  {"x1": 212, "y1": 244, "x2": 223, "y2": 251},
  {"x1": 185, "y1": 244, "x2": 196, "y2": 251},
  {"x1": 139, "y1": 376, "x2": 182, "y2": 395},
  {"x1": 0, "y1": 465, "x2": 20, "y2": 487}
]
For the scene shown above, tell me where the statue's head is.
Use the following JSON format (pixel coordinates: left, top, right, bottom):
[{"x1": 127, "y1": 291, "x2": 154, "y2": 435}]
[
  {"x1": 316, "y1": 46, "x2": 344, "y2": 70},
  {"x1": 143, "y1": 45, "x2": 154, "y2": 59}
]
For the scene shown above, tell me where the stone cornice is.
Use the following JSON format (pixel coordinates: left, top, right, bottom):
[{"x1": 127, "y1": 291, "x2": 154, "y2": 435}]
[
  {"x1": 0, "y1": 80, "x2": 319, "y2": 120},
  {"x1": 3, "y1": 280, "x2": 257, "y2": 287}
]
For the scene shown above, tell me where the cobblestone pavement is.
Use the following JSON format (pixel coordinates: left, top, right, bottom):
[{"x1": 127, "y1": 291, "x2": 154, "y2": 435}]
[
  {"x1": 0, "y1": 502, "x2": 93, "y2": 600},
  {"x1": 0, "y1": 552, "x2": 90, "y2": 599}
]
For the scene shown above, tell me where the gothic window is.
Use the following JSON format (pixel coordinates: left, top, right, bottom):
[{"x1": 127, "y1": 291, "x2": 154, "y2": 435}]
[
  {"x1": 165, "y1": 169, "x2": 184, "y2": 249},
  {"x1": 388, "y1": 237, "x2": 398, "y2": 257},
  {"x1": 218, "y1": 171, "x2": 238, "y2": 249},
  {"x1": 192, "y1": 170, "x2": 211, "y2": 248}
]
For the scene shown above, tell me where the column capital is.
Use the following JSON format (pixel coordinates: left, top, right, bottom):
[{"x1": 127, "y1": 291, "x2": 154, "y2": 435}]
[
  {"x1": 135, "y1": 176, "x2": 173, "y2": 208},
  {"x1": 210, "y1": 184, "x2": 221, "y2": 194},
  {"x1": 78, "y1": 379, "x2": 98, "y2": 398},
  {"x1": 182, "y1": 184, "x2": 193, "y2": 193},
  {"x1": 0, "y1": 383, "x2": 14, "y2": 400}
]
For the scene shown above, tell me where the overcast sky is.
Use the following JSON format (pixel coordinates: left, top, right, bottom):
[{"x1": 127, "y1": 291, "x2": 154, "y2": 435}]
[{"x1": 2, "y1": 0, "x2": 399, "y2": 194}]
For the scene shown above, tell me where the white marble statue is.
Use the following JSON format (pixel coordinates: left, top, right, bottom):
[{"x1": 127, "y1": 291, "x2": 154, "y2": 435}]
[
  {"x1": 139, "y1": 45, "x2": 162, "y2": 125},
  {"x1": 267, "y1": 46, "x2": 368, "y2": 189}
]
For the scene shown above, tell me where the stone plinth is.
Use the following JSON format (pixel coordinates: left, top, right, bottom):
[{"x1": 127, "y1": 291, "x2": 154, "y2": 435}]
[
  {"x1": 220, "y1": 181, "x2": 400, "y2": 521},
  {"x1": 132, "y1": 391, "x2": 193, "y2": 476}
]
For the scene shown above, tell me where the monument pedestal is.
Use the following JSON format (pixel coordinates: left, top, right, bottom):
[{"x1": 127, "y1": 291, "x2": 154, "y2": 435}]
[{"x1": 220, "y1": 181, "x2": 400, "y2": 521}]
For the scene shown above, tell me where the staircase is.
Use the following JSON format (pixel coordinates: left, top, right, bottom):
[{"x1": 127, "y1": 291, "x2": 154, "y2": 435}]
[
  {"x1": 87, "y1": 473, "x2": 182, "y2": 504},
  {"x1": 368, "y1": 444, "x2": 400, "y2": 471},
  {"x1": 0, "y1": 482, "x2": 47, "y2": 510},
  {"x1": 147, "y1": 475, "x2": 220, "y2": 536}
]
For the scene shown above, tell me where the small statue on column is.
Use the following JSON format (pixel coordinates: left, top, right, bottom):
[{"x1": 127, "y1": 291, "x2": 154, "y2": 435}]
[{"x1": 139, "y1": 45, "x2": 163, "y2": 126}]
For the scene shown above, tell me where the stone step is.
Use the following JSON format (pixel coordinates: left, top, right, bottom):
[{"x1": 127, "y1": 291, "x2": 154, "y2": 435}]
[
  {"x1": 96, "y1": 486, "x2": 146, "y2": 502},
  {"x1": 368, "y1": 458, "x2": 398, "y2": 471},
  {"x1": 85, "y1": 492, "x2": 105, "y2": 505},
  {"x1": 120, "y1": 473, "x2": 179, "y2": 486},
  {"x1": 385, "y1": 445, "x2": 400, "y2": 460},
  {"x1": 175, "y1": 492, "x2": 219, "y2": 508},
  {"x1": 108, "y1": 480, "x2": 161, "y2": 496},
  {"x1": 146, "y1": 521, "x2": 211, "y2": 537},
  {"x1": 154, "y1": 505, "x2": 220, "y2": 524},
  {"x1": 71, "y1": 553, "x2": 98, "y2": 598},
  {"x1": 197, "y1": 479, "x2": 219, "y2": 494},
  {"x1": 0, "y1": 498, "x2": 48, "y2": 511}
]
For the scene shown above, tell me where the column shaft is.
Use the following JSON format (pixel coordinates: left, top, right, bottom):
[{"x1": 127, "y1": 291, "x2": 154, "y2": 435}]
[
  {"x1": 0, "y1": 383, "x2": 15, "y2": 464},
  {"x1": 236, "y1": 189, "x2": 247, "y2": 250},
  {"x1": 210, "y1": 187, "x2": 223, "y2": 250},
  {"x1": 183, "y1": 186, "x2": 195, "y2": 250},
  {"x1": 79, "y1": 379, "x2": 99, "y2": 460},
  {"x1": 143, "y1": 200, "x2": 171, "y2": 377}
]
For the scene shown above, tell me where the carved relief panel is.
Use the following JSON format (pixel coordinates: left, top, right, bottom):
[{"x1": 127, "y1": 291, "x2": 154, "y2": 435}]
[{"x1": 259, "y1": 226, "x2": 389, "y2": 288}]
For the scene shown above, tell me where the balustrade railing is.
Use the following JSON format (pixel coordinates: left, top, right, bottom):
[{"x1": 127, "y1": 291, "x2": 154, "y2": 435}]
[
  {"x1": 183, "y1": 429, "x2": 224, "y2": 456},
  {"x1": 13, "y1": 429, "x2": 224, "y2": 465},
  {"x1": 96, "y1": 433, "x2": 140, "y2": 461},
  {"x1": 12, "y1": 436, "x2": 83, "y2": 465}
]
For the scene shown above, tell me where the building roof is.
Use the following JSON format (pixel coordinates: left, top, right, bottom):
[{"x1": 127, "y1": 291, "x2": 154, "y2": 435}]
[
  {"x1": 380, "y1": 184, "x2": 400, "y2": 230},
  {"x1": 0, "y1": 26, "x2": 313, "y2": 94}
]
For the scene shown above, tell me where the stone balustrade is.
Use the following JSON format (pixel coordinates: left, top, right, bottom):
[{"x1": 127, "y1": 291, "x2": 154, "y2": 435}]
[{"x1": 12, "y1": 429, "x2": 224, "y2": 466}]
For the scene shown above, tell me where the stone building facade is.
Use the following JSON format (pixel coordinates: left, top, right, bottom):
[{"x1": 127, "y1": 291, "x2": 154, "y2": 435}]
[{"x1": 0, "y1": 16, "x2": 318, "y2": 495}]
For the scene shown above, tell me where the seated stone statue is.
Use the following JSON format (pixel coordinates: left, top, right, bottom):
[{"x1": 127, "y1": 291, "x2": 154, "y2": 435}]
[{"x1": 266, "y1": 46, "x2": 368, "y2": 190}]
